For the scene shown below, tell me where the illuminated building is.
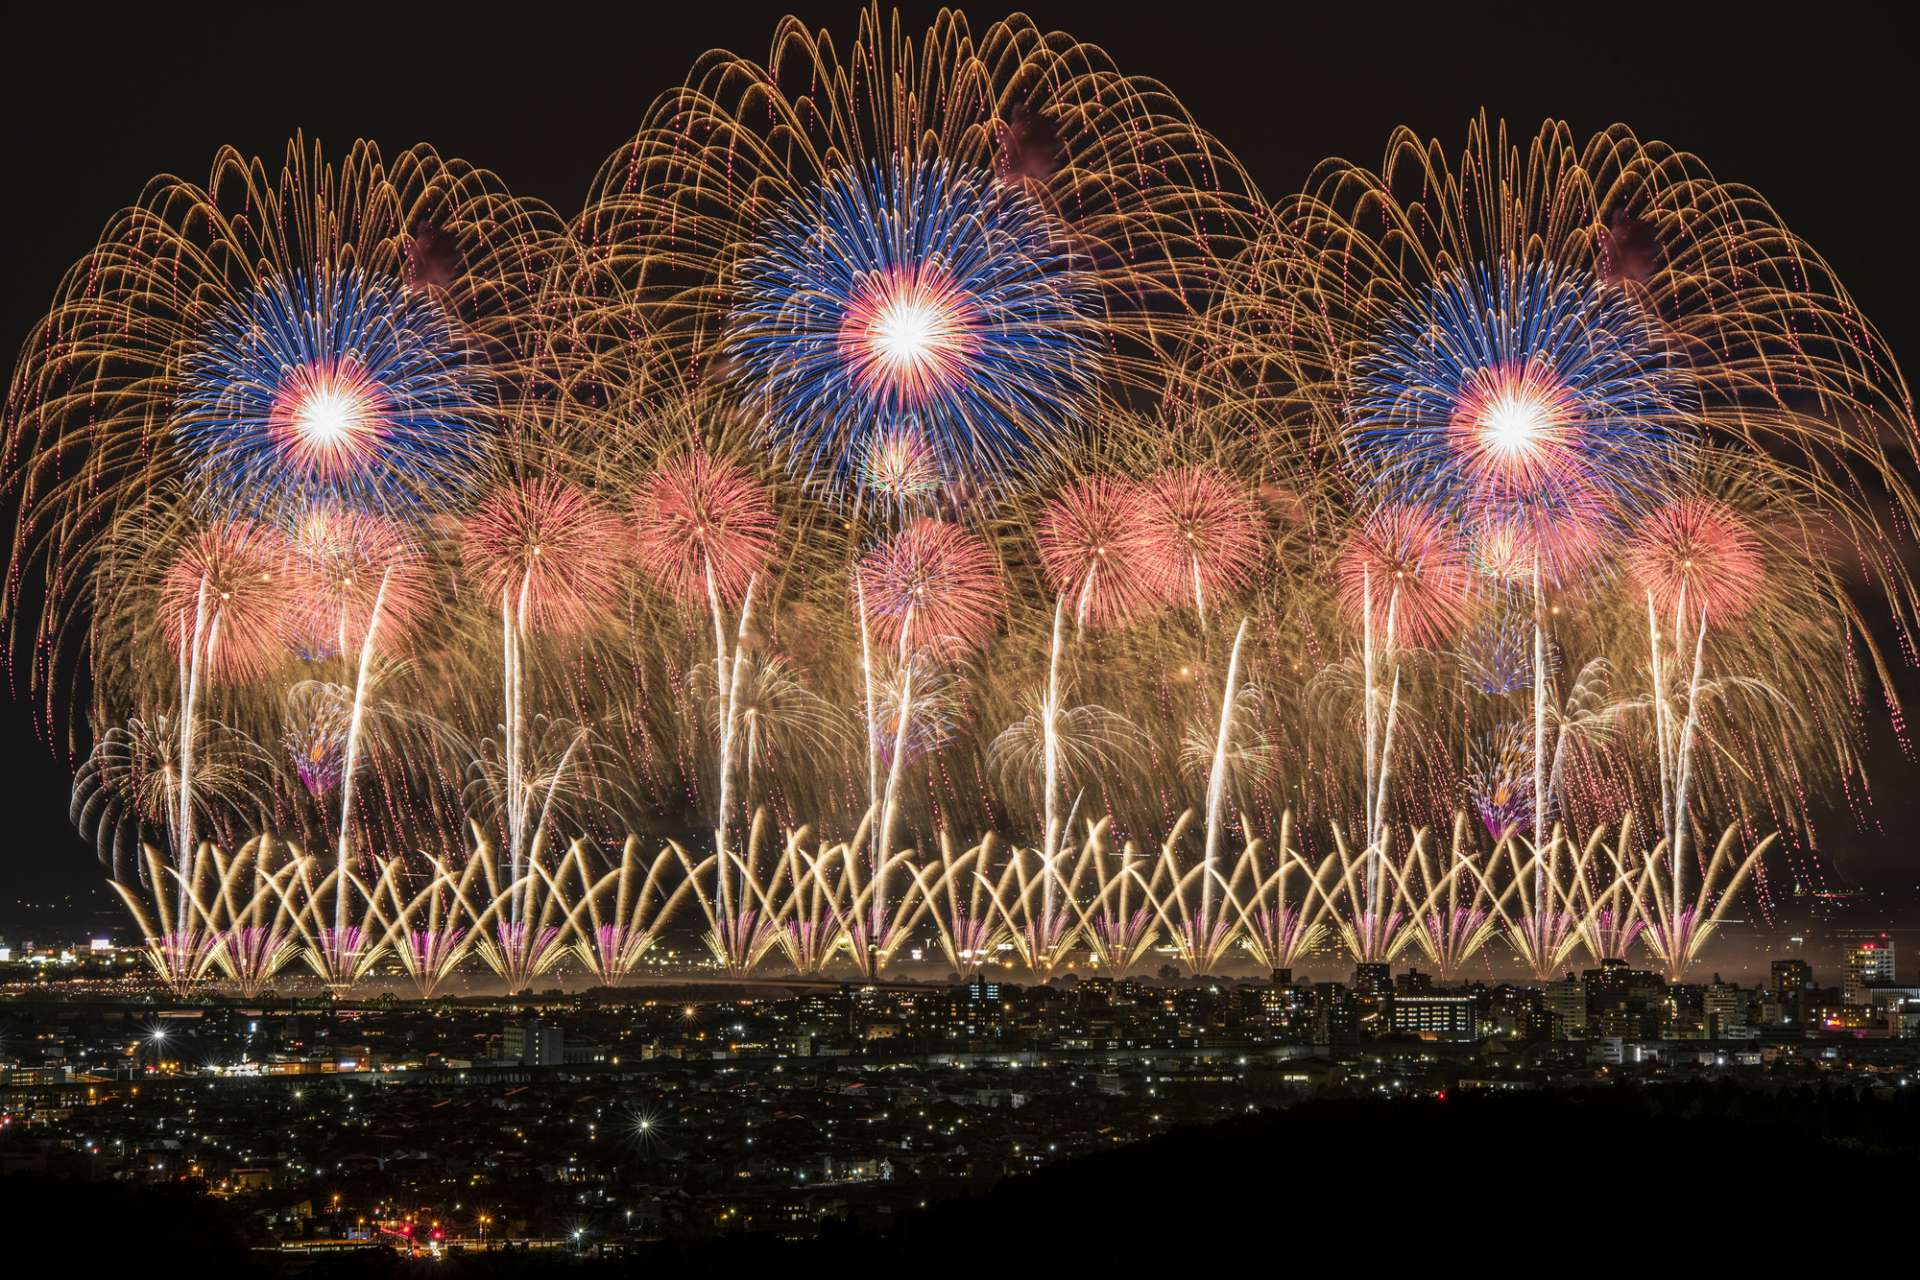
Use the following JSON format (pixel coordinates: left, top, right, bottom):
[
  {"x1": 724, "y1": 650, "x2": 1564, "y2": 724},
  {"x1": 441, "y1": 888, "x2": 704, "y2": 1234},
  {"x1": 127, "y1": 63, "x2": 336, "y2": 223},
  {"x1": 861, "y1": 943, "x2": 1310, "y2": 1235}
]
[
  {"x1": 1312, "y1": 984, "x2": 1358, "y2": 1051},
  {"x1": 1389, "y1": 995, "x2": 1478, "y2": 1042},
  {"x1": 502, "y1": 1018, "x2": 564, "y2": 1067},
  {"x1": 1545, "y1": 974, "x2": 1587, "y2": 1039},
  {"x1": 1349, "y1": 963, "x2": 1393, "y2": 996},
  {"x1": 1844, "y1": 941, "x2": 1896, "y2": 1005},
  {"x1": 1770, "y1": 958, "x2": 1814, "y2": 1023},
  {"x1": 1703, "y1": 976, "x2": 1747, "y2": 1038}
]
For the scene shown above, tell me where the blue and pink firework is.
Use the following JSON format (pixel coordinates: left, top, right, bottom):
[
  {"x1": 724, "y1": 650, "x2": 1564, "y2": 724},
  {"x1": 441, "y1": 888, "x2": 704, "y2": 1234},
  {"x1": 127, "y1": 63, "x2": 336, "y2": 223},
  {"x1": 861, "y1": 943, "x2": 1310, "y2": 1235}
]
[
  {"x1": 726, "y1": 156, "x2": 1100, "y2": 493},
  {"x1": 176, "y1": 267, "x2": 491, "y2": 516},
  {"x1": 1350, "y1": 259, "x2": 1693, "y2": 547}
]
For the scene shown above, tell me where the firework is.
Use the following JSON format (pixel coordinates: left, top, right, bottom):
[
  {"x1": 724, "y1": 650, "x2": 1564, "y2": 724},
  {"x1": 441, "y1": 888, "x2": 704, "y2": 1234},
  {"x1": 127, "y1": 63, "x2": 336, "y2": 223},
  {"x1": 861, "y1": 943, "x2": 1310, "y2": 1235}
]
[
  {"x1": 1139, "y1": 467, "x2": 1264, "y2": 620},
  {"x1": 1637, "y1": 827, "x2": 1774, "y2": 982},
  {"x1": 578, "y1": 8, "x2": 1259, "y2": 486},
  {"x1": 858, "y1": 429, "x2": 945, "y2": 508},
  {"x1": 1469, "y1": 725, "x2": 1535, "y2": 842},
  {"x1": 1459, "y1": 608, "x2": 1544, "y2": 696},
  {"x1": 671, "y1": 813, "x2": 788, "y2": 974},
  {"x1": 282, "y1": 693, "x2": 351, "y2": 798},
  {"x1": 381, "y1": 856, "x2": 481, "y2": 999},
  {"x1": 562, "y1": 838, "x2": 691, "y2": 985},
  {"x1": 724, "y1": 156, "x2": 1099, "y2": 492},
  {"x1": 73, "y1": 713, "x2": 272, "y2": 879},
  {"x1": 1396, "y1": 818, "x2": 1500, "y2": 980},
  {"x1": 4, "y1": 135, "x2": 558, "y2": 741},
  {"x1": 1350, "y1": 260, "x2": 1692, "y2": 523},
  {"x1": 462, "y1": 478, "x2": 627, "y2": 635},
  {"x1": 858, "y1": 519, "x2": 1005, "y2": 656},
  {"x1": 10, "y1": 27, "x2": 1920, "y2": 998},
  {"x1": 291, "y1": 510, "x2": 433, "y2": 659},
  {"x1": 160, "y1": 521, "x2": 299, "y2": 684},
  {"x1": 1626, "y1": 498, "x2": 1765, "y2": 624},
  {"x1": 632, "y1": 450, "x2": 775, "y2": 608},
  {"x1": 913, "y1": 836, "x2": 1011, "y2": 973},
  {"x1": 178, "y1": 268, "x2": 492, "y2": 517},
  {"x1": 1036, "y1": 478, "x2": 1158, "y2": 628},
  {"x1": 1336, "y1": 504, "x2": 1472, "y2": 648}
]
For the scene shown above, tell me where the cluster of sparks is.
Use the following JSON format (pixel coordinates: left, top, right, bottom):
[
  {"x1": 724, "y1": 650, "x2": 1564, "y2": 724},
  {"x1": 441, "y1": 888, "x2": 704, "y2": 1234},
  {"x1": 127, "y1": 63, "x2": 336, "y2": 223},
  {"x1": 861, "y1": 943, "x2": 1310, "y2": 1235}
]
[{"x1": 5, "y1": 12, "x2": 1918, "y2": 999}]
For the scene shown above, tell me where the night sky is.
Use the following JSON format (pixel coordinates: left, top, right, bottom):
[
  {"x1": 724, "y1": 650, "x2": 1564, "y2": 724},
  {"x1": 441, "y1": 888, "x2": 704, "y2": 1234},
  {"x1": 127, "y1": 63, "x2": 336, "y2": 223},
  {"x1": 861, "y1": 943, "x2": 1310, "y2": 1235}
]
[{"x1": 2, "y1": 2, "x2": 1916, "y2": 932}]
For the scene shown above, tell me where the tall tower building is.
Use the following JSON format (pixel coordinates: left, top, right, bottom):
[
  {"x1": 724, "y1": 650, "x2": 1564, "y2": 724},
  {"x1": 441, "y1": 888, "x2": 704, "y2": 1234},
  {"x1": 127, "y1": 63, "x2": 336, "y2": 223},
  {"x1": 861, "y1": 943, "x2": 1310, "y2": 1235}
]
[{"x1": 1844, "y1": 942, "x2": 1896, "y2": 1005}]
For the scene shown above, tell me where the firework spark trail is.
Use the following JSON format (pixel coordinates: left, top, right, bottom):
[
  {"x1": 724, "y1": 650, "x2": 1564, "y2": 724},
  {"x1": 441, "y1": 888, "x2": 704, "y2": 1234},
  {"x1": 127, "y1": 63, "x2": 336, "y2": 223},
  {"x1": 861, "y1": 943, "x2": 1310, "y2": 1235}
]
[
  {"x1": 332, "y1": 568, "x2": 391, "y2": 939},
  {"x1": 1041, "y1": 600, "x2": 1067, "y2": 922},
  {"x1": 634, "y1": 450, "x2": 775, "y2": 914},
  {"x1": 1200, "y1": 619, "x2": 1251, "y2": 935}
]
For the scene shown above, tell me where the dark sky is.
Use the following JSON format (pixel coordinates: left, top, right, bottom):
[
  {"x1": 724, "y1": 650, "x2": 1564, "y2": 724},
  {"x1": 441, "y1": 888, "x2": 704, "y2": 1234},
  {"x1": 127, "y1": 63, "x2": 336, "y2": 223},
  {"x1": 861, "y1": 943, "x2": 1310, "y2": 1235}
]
[{"x1": 2, "y1": 2, "x2": 1917, "y2": 931}]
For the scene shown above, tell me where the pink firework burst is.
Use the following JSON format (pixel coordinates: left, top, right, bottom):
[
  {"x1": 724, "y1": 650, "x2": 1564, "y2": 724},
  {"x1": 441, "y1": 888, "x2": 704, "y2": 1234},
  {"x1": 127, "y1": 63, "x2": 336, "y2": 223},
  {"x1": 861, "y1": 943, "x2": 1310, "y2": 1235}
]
[
  {"x1": 1448, "y1": 360, "x2": 1584, "y2": 492},
  {"x1": 633, "y1": 450, "x2": 775, "y2": 607},
  {"x1": 1468, "y1": 480, "x2": 1611, "y2": 588},
  {"x1": 1626, "y1": 497, "x2": 1764, "y2": 623},
  {"x1": 838, "y1": 264, "x2": 979, "y2": 408},
  {"x1": 1036, "y1": 477, "x2": 1157, "y2": 628},
  {"x1": 1336, "y1": 504, "x2": 1473, "y2": 647},
  {"x1": 160, "y1": 520, "x2": 297, "y2": 682},
  {"x1": 265, "y1": 356, "x2": 391, "y2": 481},
  {"x1": 461, "y1": 477, "x2": 626, "y2": 635},
  {"x1": 291, "y1": 509, "x2": 431, "y2": 658},
  {"x1": 859, "y1": 518, "x2": 1005, "y2": 655},
  {"x1": 1139, "y1": 465, "x2": 1264, "y2": 614}
]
